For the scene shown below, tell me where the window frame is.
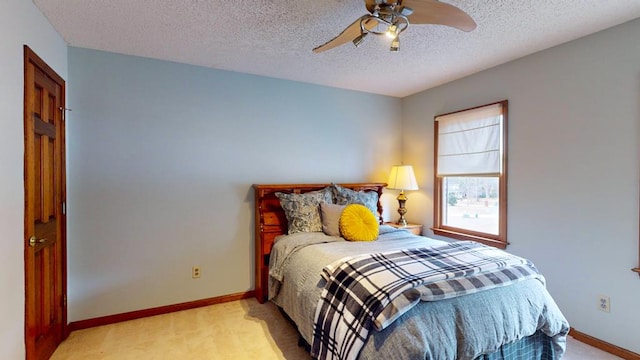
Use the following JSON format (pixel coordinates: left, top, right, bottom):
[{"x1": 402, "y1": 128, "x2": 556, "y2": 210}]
[{"x1": 432, "y1": 100, "x2": 508, "y2": 249}]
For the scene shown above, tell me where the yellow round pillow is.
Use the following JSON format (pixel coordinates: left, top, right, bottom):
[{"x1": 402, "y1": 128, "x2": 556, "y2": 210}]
[{"x1": 339, "y1": 204, "x2": 379, "y2": 242}]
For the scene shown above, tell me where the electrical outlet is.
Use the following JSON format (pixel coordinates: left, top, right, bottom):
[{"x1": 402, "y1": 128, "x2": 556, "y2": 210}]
[
  {"x1": 192, "y1": 266, "x2": 201, "y2": 279},
  {"x1": 597, "y1": 295, "x2": 610, "y2": 313}
]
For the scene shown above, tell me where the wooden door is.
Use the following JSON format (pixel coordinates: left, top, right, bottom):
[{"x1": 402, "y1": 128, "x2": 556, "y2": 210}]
[{"x1": 24, "y1": 45, "x2": 67, "y2": 360}]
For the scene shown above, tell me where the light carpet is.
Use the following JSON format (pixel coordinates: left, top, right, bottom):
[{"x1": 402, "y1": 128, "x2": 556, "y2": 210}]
[{"x1": 51, "y1": 298, "x2": 622, "y2": 359}]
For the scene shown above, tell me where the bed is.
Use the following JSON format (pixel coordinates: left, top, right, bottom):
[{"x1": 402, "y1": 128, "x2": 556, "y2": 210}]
[{"x1": 253, "y1": 183, "x2": 569, "y2": 360}]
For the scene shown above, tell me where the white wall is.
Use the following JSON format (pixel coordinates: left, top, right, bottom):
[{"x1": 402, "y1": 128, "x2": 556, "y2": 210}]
[
  {"x1": 67, "y1": 47, "x2": 402, "y2": 321},
  {"x1": 0, "y1": 1, "x2": 67, "y2": 359},
  {"x1": 403, "y1": 19, "x2": 640, "y2": 353}
]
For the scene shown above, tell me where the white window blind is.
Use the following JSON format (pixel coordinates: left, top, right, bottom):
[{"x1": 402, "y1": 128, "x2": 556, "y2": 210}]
[{"x1": 436, "y1": 103, "x2": 503, "y2": 176}]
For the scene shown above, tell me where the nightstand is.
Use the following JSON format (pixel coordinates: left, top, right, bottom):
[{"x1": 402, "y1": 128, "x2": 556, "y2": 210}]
[{"x1": 384, "y1": 222, "x2": 423, "y2": 236}]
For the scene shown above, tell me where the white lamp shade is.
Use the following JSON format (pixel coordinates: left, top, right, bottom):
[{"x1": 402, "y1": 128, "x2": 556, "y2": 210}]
[{"x1": 387, "y1": 165, "x2": 418, "y2": 191}]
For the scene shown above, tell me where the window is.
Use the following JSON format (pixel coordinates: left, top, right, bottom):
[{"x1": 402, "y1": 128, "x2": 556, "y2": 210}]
[{"x1": 433, "y1": 100, "x2": 508, "y2": 248}]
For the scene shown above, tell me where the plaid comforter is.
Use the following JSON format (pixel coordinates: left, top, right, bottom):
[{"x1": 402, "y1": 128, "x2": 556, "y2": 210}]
[{"x1": 311, "y1": 241, "x2": 544, "y2": 360}]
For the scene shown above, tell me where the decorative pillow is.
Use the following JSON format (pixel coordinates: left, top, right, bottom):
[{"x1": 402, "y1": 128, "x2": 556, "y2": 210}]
[
  {"x1": 331, "y1": 183, "x2": 379, "y2": 218},
  {"x1": 320, "y1": 203, "x2": 346, "y2": 237},
  {"x1": 339, "y1": 204, "x2": 380, "y2": 242},
  {"x1": 276, "y1": 188, "x2": 333, "y2": 234}
]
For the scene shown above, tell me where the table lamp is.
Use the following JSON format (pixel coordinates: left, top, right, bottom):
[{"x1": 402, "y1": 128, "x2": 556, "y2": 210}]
[{"x1": 387, "y1": 165, "x2": 419, "y2": 226}]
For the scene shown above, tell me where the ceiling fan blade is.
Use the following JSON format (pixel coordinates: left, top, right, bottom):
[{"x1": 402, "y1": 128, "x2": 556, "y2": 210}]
[
  {"x1": 403, "y1": 0, "x2": 476, "y2": 32},
  {"x1": 313, "y1": 16, "x2": 374, "y2": 53}
]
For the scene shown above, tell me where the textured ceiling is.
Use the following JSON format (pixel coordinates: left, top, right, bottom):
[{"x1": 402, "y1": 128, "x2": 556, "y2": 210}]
[{"x1": 33, "y1": 0, "x2": 640, "y2": 97}]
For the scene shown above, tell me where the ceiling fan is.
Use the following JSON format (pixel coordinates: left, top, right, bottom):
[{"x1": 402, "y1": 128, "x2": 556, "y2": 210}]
[{"x1": 313, "y1": 0, "x2": 476, "y2": 53}]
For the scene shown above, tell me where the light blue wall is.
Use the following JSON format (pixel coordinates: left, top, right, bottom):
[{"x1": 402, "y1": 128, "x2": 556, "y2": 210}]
[
  {"x1": 67, "y1": 47, "x2": 402, "y2": 321},
  {"x1": 402, "y1": 18, "x2": 640, "y2": 353},
  {"x1": 0, "y1": 1, "x2": 68, "y2": 359}
]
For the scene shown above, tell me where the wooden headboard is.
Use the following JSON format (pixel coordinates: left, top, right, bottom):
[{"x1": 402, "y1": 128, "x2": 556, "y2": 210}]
[{"x1": 253, "y1": 183, "x2": 386, "y2": 303}]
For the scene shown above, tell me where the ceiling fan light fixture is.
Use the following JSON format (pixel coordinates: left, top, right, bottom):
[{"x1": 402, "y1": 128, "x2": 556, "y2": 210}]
[
  {"x1": 390, "y1": 36, "x2": 400, "y2": 52},
  {"x1": 385, "y1": 24, "x2": 399, "y2": 39},
  {"x1": 353, "y1": 32, "x2": 368, "y2": 47}
]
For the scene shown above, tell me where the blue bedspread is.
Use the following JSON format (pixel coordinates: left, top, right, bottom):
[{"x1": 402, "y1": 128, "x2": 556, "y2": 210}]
[
  {"x1": 269, "y1": 226, "x2": 569, "y2": 360},
  {"x1": 313, "y1": 241, "x2": 546, "y2": 360}
]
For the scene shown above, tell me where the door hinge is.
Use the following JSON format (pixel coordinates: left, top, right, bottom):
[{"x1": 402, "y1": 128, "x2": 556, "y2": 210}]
[
  {"x1": 62, "y1": 201, "x2": 66, "y2": 215},
  {"x1": 62, "y1": 294, "x2": 67, "y2": 307}
]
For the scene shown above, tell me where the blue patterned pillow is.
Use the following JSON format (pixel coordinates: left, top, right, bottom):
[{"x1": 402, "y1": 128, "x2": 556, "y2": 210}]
[
  {"x1": 331, "y1": 183, "x2": 379, "y2": 218},
  {"x1": 276, "y1": 188, "x2": 333, "y2": 234}
]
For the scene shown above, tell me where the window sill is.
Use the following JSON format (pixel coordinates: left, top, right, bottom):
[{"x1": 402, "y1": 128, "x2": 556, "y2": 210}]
[{"x1": 431, "y1": 227, "x2": 507, "y2": 249}]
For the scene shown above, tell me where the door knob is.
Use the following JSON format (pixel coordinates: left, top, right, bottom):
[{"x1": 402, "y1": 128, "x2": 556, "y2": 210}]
[{"x1": 29, "y1": 236, "x2": 47, "y2": 247}]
